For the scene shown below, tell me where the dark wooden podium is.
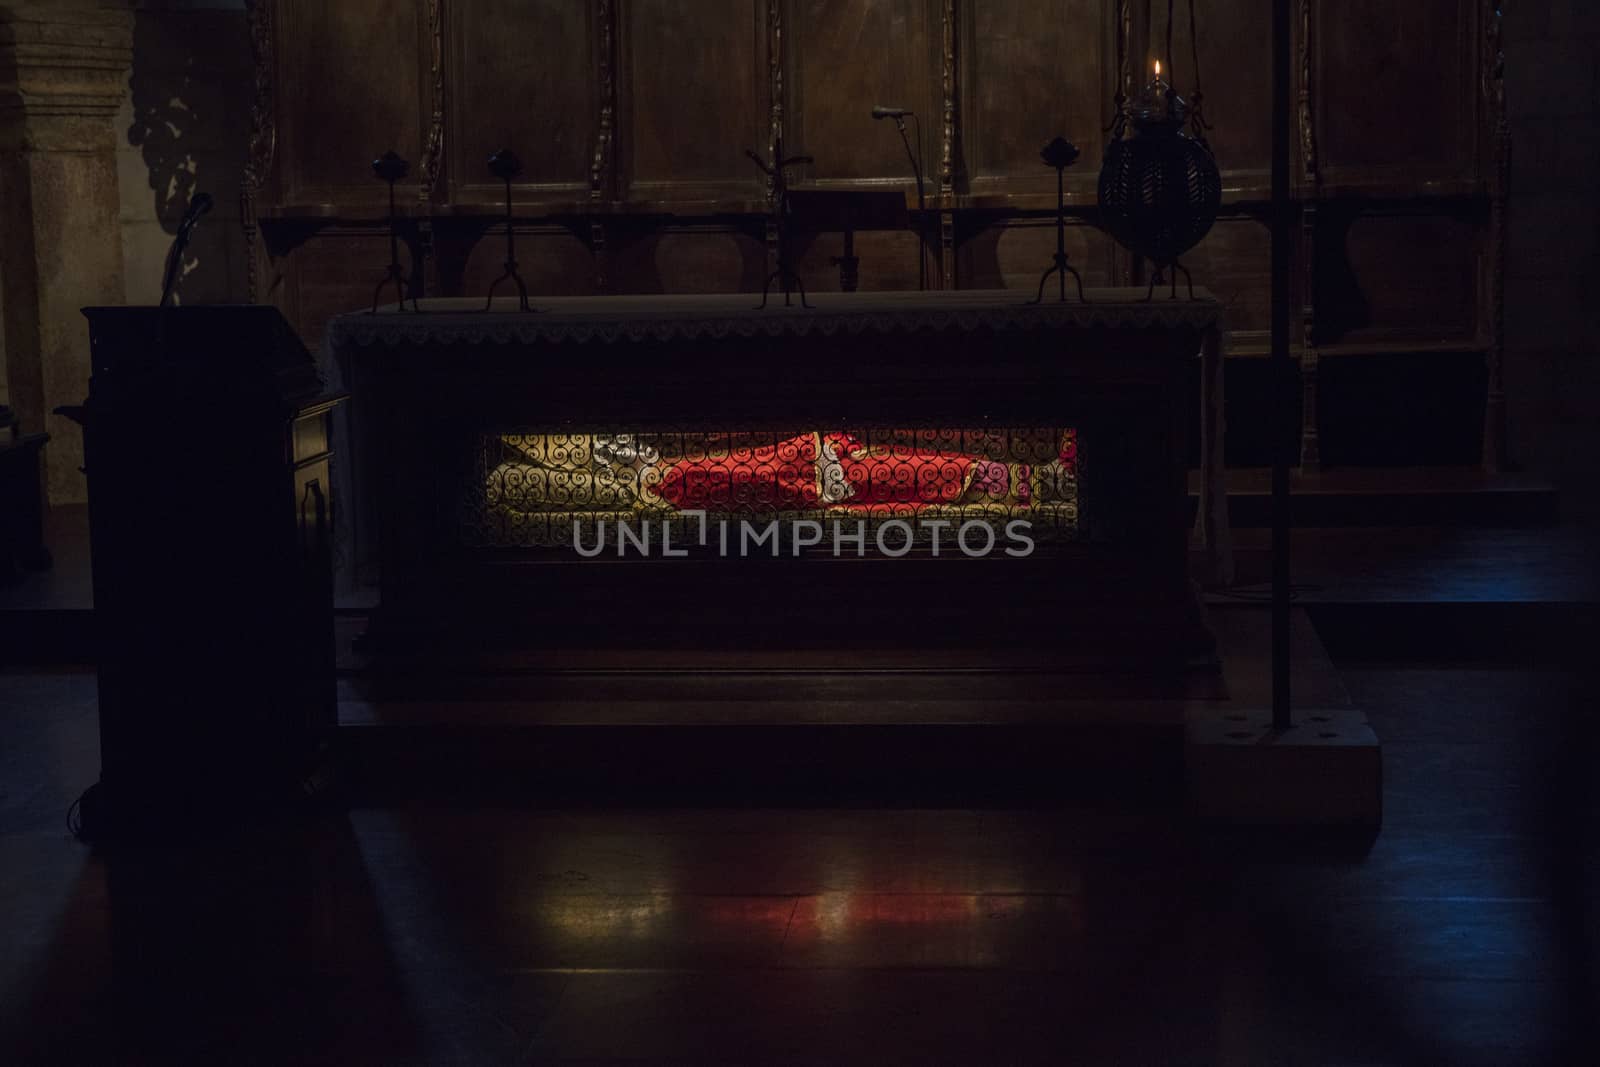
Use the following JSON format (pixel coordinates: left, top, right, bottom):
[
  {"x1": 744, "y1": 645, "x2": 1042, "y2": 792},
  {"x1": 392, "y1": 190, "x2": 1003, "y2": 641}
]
[{"x1": 72, "y1": 306, "x2": 342, "y2": 836}]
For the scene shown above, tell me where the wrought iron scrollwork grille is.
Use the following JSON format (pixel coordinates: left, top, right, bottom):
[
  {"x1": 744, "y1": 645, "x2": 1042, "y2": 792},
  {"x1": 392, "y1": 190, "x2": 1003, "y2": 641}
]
[{"x1": 460, "y1": 426, "x2": 1081, "y2": 551}]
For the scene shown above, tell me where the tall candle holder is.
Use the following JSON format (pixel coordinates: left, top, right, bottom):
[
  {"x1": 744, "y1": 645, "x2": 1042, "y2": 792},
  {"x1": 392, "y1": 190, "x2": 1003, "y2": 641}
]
[
  {"x1": 369, "y1": 151, "x2": 420, "y2": 314},
  {"x1": 483, "y1": 149, "x2": 535, "y2": 312},
  {"x1": 746, "y1": 134, "x2": 814, "y2": 309},
  {"x1": 1027, "y1": 137, "x2": 1087, "y2": 304}
]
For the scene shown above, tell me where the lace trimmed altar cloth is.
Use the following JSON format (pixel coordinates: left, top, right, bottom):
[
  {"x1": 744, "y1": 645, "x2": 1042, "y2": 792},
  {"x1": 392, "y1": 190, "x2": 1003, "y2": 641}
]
[{"x1": 330, "y1": 288, "x2": 1226, "y2": 349}]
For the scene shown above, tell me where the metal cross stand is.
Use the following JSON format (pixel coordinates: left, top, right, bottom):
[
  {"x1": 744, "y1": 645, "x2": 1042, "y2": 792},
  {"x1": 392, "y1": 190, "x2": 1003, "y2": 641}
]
[
  {"x1": 368, "y1": 151, "x2": 420, "y2": 314},
  {"x1": 746, "y1": 135, "x2": 815, "y2": 309},
  {"x1": 483, "y1": 149, "x2": 535, "y2": 312},
  {"x1": 1027, "y1": 137, "x2": 1087, "y2": 304}
]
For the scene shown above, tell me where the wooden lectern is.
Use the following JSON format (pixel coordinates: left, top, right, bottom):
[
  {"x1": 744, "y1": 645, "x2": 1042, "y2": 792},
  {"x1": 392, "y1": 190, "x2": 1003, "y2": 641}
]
[{"x1": 69, "y1": 306, "x2": 342, "y2": 837}]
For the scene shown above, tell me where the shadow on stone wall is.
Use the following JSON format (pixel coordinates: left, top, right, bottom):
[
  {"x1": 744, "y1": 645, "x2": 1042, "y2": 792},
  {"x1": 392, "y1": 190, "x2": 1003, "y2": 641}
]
[{"x1": 123, "y1": 4, "x2": 251, "y2": 304}]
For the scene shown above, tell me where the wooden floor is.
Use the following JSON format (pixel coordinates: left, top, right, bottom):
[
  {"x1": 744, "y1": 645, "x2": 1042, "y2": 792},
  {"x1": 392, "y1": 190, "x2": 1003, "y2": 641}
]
[
  {"x1": 0, "y1": 650, "x2": 1593, "y2": 1064},
  {"x1": 1, "y1": 494, "x2": 1594, "y2": 1062}
]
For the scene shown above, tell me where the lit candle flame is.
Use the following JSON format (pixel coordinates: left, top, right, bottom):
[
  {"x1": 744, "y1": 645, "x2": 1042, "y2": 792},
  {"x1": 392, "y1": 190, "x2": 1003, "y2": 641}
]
[{"x1": 1154, "y1": 59, "x2": 1161, "y2": 78}]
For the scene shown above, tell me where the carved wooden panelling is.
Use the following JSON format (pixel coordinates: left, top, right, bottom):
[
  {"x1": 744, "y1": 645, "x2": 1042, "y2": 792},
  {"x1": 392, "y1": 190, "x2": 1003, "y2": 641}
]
[
  {"x1": 1182, "y1": 216, "x2": 1273, "y2": 347},
  {"x1": 609, "y1": 228, "x2": 769, "y2": 293},
  {"x1": 449, "y1": 0, "x2": 595, "y2": 203},
  {"x1": 256, "y1": 0, "x2": 1502, "y2": 479},
  {"x1": 283, "y1": 231, "x2": 397, "y2": 345},
  {"x1": 460, "y1": 228, "x2": 598, "y2": 296},
  {"x1": 961, "y1": 0, "x2": 1110, "y2": 197},
  {"x1": 957, "y1": 220, "x2": 1114, "y2": 291},
  {"x1": 794, "y1": 230, "x2": 925, "y2": 291},
  {"x1": 789, "y1": 0, "x2": 939, "y2": 185},
  {"x1": 1319, "y1": 211, "x2": 1480, "y2": 344},
  {"x1": 1315, "y1": 0, "x2": 1478, "y2": 190},
  {"x1": 1164, "y1": 0, "x2": 1273, "y2": 188},
  {"x1": 276, "y1": 0, "x2": 427, "y2": 206},
  {"x1": 621, "y1": 0, "x2": 766, "y2": 199}
]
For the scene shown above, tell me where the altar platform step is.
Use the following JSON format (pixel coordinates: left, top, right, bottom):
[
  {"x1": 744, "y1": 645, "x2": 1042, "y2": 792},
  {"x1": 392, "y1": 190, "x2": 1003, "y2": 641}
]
[
  {"x1": 1190, "y1": 465, "x2": 1561, "y2": 527},
  {"x1": 332, "y1": 605, "x2": 1361, "y2": 815}
]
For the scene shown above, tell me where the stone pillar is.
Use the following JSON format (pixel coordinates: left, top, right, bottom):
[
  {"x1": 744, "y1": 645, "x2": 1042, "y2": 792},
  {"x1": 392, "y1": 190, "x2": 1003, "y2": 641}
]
[{"x1": 0, "y1": 2, "x2": 133, "y2": 504}]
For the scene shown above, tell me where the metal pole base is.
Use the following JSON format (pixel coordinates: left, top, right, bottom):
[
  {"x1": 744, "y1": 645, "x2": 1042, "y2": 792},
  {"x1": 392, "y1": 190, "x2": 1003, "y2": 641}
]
[
  {"x1": 1144, "y1": 259, "x2": 1196, "y2": 301},
  {"x1": 485, "y1": 261, "x2": 536, "y2": 312},
  {"x1": 369, "y1": 265, "x2": 420, "y2": 314},
  {"x1": 1027, "y1": 254, "x2": 1087, "y2": 304},
  {"x1": 757, "y1": 267, "x2": 812, "y2": 310}
]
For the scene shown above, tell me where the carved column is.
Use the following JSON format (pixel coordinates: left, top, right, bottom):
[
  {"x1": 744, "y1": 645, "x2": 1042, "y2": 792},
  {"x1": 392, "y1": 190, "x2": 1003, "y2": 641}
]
[
  {"x1": 241, "y1": 0, "x2": 273, "y2": 304},
  {"x1": 937, "y1": 0, "x2": 957, "y2": 288},
  {"x1": 763, "y1": 0, "x2": 784, "y2": 280},
  {"x1": 0, "y1": 1, "x2": 134, "y2": 505},
  {"x1": 588, "y1": 0, "x2": 617, "y2": 292},
  {"x1": 1296, "y1": 0, "x2": 1321, "y2": 472},
  {"x1": 419, "y1": 0, "x2": 442, "y2": 206}
]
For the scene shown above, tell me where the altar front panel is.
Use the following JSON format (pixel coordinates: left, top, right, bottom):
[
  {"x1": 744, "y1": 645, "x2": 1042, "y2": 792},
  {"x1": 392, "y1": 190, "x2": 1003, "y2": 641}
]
[{"x1": 329, "y1": 291, "x2": 1221, "y2": 665}]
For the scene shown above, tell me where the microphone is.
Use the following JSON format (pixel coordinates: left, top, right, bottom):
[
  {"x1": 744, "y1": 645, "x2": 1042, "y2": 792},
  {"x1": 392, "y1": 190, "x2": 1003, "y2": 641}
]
[
  {"x1": 177, "y1": 191, "x2": 214, "y2": 236},
  {"x1": 160, "y1": 191, "x2": 214, "y2": 307},
  {"x1": 871, "y1": 106, "x2": 913, "y2": 120}
]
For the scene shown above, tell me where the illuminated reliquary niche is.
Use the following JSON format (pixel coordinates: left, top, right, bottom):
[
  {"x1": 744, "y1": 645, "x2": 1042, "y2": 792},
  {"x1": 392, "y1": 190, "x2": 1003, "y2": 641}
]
[{"x1": 466, "y1": 426, "x2": 1080, "y2": 551}]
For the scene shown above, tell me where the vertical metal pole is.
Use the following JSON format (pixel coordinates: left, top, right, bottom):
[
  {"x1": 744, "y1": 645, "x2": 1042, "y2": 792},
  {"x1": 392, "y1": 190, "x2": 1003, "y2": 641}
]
[
  {"x1": 895, "y1": 118, "x2": 927, "y2": 291},
  {"x1": 1057, "y1": 167, "x2": 1067, "y2": 300},
  {"x1": 1271, "y1": 0, "x2": 1293, "y2": 729}
]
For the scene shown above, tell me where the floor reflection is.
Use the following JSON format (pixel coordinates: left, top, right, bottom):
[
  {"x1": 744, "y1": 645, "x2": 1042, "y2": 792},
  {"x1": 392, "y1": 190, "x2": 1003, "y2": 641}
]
[{"x1": 0, "y1": 666, "x2": 1592, "y2": 1064}]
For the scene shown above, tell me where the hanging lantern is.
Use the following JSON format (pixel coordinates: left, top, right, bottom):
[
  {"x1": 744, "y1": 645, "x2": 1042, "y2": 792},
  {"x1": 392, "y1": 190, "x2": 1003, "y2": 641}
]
[{"x1": 1097, "y1": 2, "x2": 1222, "y2": 298}]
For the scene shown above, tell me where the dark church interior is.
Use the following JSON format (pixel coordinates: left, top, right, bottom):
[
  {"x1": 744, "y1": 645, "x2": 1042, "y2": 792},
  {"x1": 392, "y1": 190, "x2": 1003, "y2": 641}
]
[{"x1": 2, "y1": 1, "x2": 1597, "y2": 1063}]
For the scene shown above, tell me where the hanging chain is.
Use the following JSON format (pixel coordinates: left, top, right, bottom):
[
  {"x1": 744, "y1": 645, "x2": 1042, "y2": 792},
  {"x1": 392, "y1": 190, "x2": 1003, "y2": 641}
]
[
  {"x1": 1106, "y1": 0, "x2": 1211, "y2": 141},
  {"x1": 1187, "y1": 0, "x2": 1214, "y2": 143},
  {"x1": 1105, "y1": 1, "x2": 1130, "y2": 138},
  {"x1": 1166, "y1": 0, "x2": 1176, "y2": 88}
]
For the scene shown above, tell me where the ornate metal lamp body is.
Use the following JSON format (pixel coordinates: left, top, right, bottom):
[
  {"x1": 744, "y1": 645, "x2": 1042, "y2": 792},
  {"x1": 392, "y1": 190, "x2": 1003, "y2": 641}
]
[{"x1": 1097, "y1": 77, "x2": 1221, "y2": 300}]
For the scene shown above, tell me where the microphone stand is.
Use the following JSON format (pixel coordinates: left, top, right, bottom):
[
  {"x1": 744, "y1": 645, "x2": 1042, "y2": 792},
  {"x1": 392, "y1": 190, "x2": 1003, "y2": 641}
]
[
  {"x1": 159, "y1": 224, "x2": 195, "y2": 308},
  {"x1": 892, "y1": 115, "x2": 927, "y2": 291},
  {"x1": 159, "y1": 194, "x2": 212, "y2": 308}
]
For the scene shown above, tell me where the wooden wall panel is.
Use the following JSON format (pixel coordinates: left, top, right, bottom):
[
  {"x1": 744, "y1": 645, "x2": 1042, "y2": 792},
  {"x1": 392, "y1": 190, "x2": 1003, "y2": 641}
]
[
  {"x1": 449, "y1": 0, "x2": 594, "y2": 204},
  {"x1": 957, "y1": 220, "x2": 1114, "y2": 291},
  {"x1": 961, "y1": 0, "x2": 1110, "y2": 197},
  {"x1": 609, "y1": 228, "x2": 769, "y2": 293},
  {"x1": 1318, "y1": 211, "x2": 1480, "y2": 345},
  {"x1": 1182, "y1": 217, "x2": 1272, "y2": 348},
  {"x1": 789, "y1": 0, "x2": 939, "y2": 185},
  {"x1": 621, "y1": 0, "x2": 766, "y2": 199},
  {"x1": 794, "y1": 230, "x2": 925, "y2": 291},
  {"x1": 276, "y1": 0, "x2": 426, "y2": 207},
  {"x1": 1315, "y1": 0, "x2": 1478, "y2": 191},
  {"x1": 1165, "y1": 0, "x2": 1273, "y2": 189},
  {"x1": 256, "y1": 0, "x2": 1504, "y2": 479},
  {"x1": 281, "y1": 231, "x2": 396, "y2": 346},
  {"x1": 460, "y1": 227, "x2": 598, "y2": 297}
]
